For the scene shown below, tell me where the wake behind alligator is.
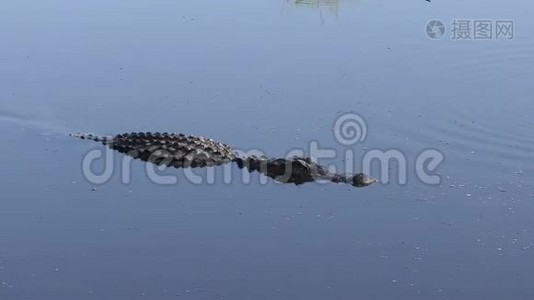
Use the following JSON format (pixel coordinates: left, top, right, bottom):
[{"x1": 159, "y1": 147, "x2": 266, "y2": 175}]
[{"x1": 71, "y1": 132, "x2": 377, "y2": 187}]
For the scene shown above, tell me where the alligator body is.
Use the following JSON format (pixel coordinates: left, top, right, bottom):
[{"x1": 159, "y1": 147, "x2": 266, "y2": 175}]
[{"x1": 71, "y1": 132, "x2": 376, "y2": 187}]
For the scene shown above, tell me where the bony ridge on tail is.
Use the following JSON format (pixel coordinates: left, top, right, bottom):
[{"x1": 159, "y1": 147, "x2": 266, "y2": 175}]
[{"x1": 71, "y1": 132, "x2": 377, "y2": 187}]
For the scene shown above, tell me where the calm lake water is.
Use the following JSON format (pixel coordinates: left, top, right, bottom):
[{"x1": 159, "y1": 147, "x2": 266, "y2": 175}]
[{"x1": 1, "y1": 0, "x2": 533, "y2": 299}]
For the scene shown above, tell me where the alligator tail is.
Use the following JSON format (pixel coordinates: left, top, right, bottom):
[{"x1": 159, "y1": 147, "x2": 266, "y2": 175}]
[{"x1": 69, "y1": 133, "x2": 111, "y2": 144}]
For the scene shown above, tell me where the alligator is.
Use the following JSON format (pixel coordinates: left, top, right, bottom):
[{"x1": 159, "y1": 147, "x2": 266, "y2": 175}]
[{"x1": 71, "y1": 132, "x2": 377, "y2": 187}]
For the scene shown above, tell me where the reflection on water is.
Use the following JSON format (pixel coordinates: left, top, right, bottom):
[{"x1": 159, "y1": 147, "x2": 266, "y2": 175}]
[
  {"x1": 284, "y1": 0, "x2": 364, "y2": 21},
  {"x1": 294, "y1": 0, "x2": 341, "y2": 9}
]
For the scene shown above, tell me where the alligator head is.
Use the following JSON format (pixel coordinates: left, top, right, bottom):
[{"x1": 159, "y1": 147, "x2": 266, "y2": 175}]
[{"x1": 351, "y1": 173, "x2": 378, "y2": 187}]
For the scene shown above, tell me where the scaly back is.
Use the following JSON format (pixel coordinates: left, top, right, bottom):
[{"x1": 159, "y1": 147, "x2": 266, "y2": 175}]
[{"x1": 71, "y1": 132, "x2": 236, "y2": 168}]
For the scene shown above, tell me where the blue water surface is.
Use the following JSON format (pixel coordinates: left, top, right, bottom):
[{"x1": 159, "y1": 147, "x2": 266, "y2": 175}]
[{"x1": 1, "y1": 0, "x2": 533, "y2": 299}]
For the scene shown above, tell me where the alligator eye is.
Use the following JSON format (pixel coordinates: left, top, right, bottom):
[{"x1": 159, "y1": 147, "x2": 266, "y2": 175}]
[{"x1": 234, "y1": 157, "x2": 245, "y2": 168}]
